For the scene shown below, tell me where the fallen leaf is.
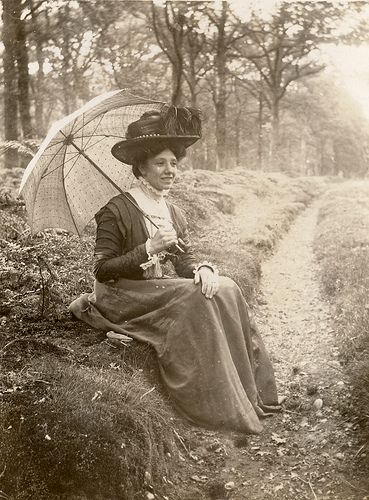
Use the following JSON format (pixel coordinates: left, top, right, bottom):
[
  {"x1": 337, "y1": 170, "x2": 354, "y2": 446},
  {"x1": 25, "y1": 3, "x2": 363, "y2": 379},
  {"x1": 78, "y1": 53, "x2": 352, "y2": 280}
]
[
  {"x1": 313, "y1": 398, "x2": 323, "y2": 410},
  {"x1": 271, "y1": 432, "x2": 286, "y2": 444},
  {"x1": 191, "y1": 475, "x2": 207, "y2": 483},
  {"x1": 91, "y1": 390, "x2": 102, "y2": 402}
]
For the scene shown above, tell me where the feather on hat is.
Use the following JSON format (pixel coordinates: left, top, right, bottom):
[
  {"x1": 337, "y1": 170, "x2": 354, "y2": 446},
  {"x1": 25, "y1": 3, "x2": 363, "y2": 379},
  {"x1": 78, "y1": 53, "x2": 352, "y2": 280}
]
[{"x1": 111, "y1": 104, "x2": 202, "y2": 165}]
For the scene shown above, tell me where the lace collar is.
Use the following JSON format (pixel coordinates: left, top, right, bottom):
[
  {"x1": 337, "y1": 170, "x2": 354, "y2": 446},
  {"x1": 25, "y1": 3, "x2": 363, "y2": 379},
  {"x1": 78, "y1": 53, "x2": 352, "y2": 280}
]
[{"x1": 138, "y1": 177, "x2": 170, "y2": 202}]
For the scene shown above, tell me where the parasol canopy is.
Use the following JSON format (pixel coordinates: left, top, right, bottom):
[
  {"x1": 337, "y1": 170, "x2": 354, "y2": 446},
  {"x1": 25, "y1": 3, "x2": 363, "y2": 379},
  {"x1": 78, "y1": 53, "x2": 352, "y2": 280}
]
[{"x1": 19, "y1": 89, "x2": 164, "y2": 235}]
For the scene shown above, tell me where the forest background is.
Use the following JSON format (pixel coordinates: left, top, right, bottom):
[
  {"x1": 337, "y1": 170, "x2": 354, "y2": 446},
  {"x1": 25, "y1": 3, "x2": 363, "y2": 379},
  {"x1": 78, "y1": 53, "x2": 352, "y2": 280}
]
[{"x1": 2, "y1": 0, "x2": 369, "y2": 177}]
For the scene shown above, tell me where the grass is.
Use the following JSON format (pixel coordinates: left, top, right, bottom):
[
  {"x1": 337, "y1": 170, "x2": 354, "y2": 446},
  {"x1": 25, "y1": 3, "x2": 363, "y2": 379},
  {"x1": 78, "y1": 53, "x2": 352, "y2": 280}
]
[
  {"x1": 0, "y1": 165, "x2": 323, "y2": 499},
  {"x1": 0, "y1": 358, "x2": 175, "y2": 500},
  {"x1": 314, "y1": 181, "x2": 369, "y2": 463}
]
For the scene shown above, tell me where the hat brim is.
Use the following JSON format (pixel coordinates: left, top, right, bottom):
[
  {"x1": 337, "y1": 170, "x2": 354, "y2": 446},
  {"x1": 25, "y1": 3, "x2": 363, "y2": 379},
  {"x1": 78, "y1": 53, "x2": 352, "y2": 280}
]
[{"x1": 111, "y1": 135, "x2": 200, "y2": 165}]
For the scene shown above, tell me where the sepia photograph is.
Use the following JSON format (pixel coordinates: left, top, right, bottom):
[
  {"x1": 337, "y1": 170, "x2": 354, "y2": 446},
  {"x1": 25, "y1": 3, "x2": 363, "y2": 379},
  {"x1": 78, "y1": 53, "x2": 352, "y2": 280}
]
[{"x1": 1, "y1": 0, "x2": 369, "y2": 498}]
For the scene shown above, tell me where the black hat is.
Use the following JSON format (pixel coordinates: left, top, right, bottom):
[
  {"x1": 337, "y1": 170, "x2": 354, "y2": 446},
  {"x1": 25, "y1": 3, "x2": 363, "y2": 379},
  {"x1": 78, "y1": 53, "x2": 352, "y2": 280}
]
[{"x1": 111, "y1": 104, "x2": 202, "y2": 165}]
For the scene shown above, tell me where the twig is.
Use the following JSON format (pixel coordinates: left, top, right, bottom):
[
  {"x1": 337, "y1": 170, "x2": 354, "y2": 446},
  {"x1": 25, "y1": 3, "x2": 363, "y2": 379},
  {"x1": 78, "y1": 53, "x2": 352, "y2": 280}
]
[
  {"x1": 341, "y1": 477, "x2": 369, "y2": 493},
  {"x1": 40, "y1": 256, "x2": 57, "y2": 279},
  {"x1": 34, "y1": 379, "x2": 51, "y2": 385},
  {"x1": 297, "y1": 475, "x2": 317, "y2": 500},
  {"x1": 8, "y1": 225, "x2": 22, "y2": 236},
  {"x1": 172, "y1": 428, "x2": 190, "y2": 455},
  {"x1": 282, "y1": 409, "x2": 303, "y2": 415},
  {"x1": 0, "y1": 337, "x2": 33, "y2": 355},
  {"x1": 139, "y1": 387, "x2": 155, "y2": 400},
  {"x1": 307, "y1": 479, "x2": 318, "y2": 500},
  {"x1": 37, "y1": 256, "x2": 46, "y2": 317},
  {"x1": 0, "y1": 490, "x2": 10, "y2": 500},
  {"x1": 353, "y1": 444, "x2": 365, "y2": 458},
  {"x1": 103, "y1": 340, "x2": 119, "y2": 349},
  {"x1": 0, "y1": 465, "x2": 6, "y2": 478}
]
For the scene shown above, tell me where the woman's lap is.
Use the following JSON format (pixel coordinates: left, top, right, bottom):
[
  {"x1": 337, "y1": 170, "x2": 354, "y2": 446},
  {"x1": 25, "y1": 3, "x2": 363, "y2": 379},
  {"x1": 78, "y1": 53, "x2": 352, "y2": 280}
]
[{"x1": 69, "y1": 275, "x2": 279, "y2": 433}]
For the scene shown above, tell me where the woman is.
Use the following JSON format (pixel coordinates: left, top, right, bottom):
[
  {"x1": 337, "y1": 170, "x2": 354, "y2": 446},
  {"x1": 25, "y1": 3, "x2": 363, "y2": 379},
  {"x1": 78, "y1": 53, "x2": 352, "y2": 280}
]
[{"x1": 70, "y1": 105, "x2": 279, "y2": 434}]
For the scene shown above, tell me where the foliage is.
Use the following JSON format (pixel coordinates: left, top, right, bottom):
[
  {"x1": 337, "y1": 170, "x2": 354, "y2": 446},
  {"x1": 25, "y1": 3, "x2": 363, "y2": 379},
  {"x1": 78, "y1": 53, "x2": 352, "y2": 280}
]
[
  {"x1": 1, "y1": 0, "x2": 368, "y2": 174},
  {"x1": 314, "y1": 182, "x2": 369, "y2": 461}
]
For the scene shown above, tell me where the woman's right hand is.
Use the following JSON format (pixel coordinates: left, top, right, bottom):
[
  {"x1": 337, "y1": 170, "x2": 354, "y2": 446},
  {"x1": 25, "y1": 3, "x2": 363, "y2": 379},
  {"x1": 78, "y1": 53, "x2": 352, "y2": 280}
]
[{"x1": 149, "y1": 228, "x2": 178, "y2": 254}]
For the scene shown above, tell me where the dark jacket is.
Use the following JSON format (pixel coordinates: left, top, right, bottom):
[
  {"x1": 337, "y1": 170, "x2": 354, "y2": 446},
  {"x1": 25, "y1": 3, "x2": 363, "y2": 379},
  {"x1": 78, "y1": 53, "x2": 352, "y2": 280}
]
[{"x1": 94, "y1": 193, "x2": 197, "y2": 282}]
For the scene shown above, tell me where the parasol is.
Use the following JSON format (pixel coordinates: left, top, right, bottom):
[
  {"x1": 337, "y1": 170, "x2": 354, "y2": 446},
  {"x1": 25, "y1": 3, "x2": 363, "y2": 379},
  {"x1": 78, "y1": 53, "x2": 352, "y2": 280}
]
[{"x1": 19, "y1": 89, "x2": 165, "y2": 236}]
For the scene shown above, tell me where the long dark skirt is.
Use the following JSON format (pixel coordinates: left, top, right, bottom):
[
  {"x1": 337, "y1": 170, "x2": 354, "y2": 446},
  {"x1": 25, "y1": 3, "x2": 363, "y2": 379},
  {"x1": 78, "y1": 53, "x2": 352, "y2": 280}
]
[{"x1": 69, "y1": 276, "x2": 279, "y2": 434}]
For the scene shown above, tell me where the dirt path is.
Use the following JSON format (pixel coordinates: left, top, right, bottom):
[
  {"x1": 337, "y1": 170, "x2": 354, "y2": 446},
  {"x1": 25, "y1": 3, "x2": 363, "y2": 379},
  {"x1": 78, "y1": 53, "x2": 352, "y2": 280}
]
[
  {"x1": 257, "y1": 201, "x2": 340, "y2": 394},
  {"x1": 183, "y1": 200, "x2": 369, "y2": 500}
]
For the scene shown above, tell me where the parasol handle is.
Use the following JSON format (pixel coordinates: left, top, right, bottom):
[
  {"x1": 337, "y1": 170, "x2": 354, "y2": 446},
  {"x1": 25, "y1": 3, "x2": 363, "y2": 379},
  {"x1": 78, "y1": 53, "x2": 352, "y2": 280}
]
[{"x1": 64, "y1": 134, "x2": 185, "y2": 253}]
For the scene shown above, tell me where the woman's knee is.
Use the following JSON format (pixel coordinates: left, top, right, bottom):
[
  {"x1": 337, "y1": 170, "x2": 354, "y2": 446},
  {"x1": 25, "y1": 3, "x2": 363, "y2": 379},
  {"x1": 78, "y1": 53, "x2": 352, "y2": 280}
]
[{"x1": 218, "y1": 276, "x2": 239, "y2": 293}]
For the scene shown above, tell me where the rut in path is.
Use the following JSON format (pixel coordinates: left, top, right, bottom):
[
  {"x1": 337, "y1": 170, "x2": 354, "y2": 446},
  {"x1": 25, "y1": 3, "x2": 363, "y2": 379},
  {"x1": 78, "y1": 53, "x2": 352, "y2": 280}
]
[{"x1": 256, "y1": 201, "x2": 339, "y2": 385}]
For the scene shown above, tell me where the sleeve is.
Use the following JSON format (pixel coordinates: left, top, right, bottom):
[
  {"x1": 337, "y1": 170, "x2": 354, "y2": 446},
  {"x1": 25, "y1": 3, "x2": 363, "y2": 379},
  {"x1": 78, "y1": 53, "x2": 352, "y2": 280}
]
[
  {"x1": 172, "y1": 208, "x2": 197, "y2": 279},
  {"x1": 93, "y1": 207, "x2": 148, "y2": 282}
]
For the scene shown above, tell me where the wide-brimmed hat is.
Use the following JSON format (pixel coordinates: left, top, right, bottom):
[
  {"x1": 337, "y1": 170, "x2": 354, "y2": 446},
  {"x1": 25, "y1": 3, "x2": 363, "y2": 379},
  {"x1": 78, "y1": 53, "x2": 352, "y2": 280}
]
[{"x1": 111, "y1": 104, "x2": 202, "y2": 165}]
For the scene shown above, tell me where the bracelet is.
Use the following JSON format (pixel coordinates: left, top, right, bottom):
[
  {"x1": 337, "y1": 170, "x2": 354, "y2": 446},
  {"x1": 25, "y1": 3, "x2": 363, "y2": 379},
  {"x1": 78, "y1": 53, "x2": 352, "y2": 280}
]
[{"x1": 193, "y1": 260, "x2": 219, "y2": 276}]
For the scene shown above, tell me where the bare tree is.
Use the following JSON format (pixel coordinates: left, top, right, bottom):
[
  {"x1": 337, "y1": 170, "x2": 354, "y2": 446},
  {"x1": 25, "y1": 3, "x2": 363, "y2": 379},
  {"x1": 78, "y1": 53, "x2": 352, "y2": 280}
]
[
  {"x1": 204, "y1": 1, "x2": 248, "y2": 170},
  {"x1": 235, "y1": 2, "x2": 339, "y2": 165},
  {"x1": 2, "y1": 0, "x2": 33, "y2": 167},
  {"x1": 151, "y1": 1, "x2": 186, "y2": 105},
  {"x1": 2, "y1": 0, "x2": 19, "y2": 167}
]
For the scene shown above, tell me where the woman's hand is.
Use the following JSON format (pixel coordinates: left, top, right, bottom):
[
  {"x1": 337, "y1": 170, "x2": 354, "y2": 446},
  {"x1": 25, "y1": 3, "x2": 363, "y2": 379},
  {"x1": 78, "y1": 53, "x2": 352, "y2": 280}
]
[
  {"x1": 149, "y1": 228, "x2": 178, "y2": 254},
  {"x1": 194, "y1": 266, "x2": 219, "y2": 299}
]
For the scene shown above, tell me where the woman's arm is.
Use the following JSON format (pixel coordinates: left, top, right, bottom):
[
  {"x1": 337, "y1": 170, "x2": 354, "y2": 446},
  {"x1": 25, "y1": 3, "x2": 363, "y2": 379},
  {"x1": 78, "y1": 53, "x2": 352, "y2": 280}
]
[
  {"x1": 171, "y1": 205, "x2": 219, "y2": 297},
  {"x1": 173, "y1": 223, "x2": 197, "y2": 278},
  {"x1": 170, "y1": 206, "x2": 197, "y2": 278},
  {"x1": 94, "y1": 208, "x2": 147, "y2": 282}
]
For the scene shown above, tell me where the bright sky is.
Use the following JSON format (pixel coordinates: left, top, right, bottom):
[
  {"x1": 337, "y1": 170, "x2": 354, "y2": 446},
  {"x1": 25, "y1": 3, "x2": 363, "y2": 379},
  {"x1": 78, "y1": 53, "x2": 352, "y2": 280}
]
[
  {"x1": 229, "y1": 0, "x2": 277, "y2": 19},
  {"x1": 322, "y1": 44, "x2": 369, "y2": 121}
]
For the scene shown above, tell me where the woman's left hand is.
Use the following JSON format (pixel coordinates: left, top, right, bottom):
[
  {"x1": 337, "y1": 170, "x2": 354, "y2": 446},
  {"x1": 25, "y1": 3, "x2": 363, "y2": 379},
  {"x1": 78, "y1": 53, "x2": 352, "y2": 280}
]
[{"x1": 194, "y1": 266, "x2": 219, "y2": 299}]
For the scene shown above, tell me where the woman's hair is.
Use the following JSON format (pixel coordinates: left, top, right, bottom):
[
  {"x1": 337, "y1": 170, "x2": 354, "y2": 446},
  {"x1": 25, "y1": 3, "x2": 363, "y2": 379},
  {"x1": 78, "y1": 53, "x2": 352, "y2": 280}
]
[{"x1": 132, "y1": 140, "x2": 186, "y2": 179}]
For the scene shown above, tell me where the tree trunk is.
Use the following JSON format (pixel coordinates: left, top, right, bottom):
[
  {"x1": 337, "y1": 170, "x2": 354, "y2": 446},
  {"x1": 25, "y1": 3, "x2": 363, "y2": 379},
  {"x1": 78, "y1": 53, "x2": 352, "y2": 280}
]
[
  {"x1": 2, "y1": 0, "x2": 19, "y2": 169},
  {"x1": 30, "y1": 0, "x2": 45, "y2": 136},
  {"x1": 186, "y1": 33, "x2": 199, "y2": 108},
  {"x1": 171, "y1": 64, "x2": 183, "y2": 106},
  {"x1": 214, "y1": 1, "x2": 228, "y2": 171},
  {"x1": 234, "y1": 112, "x2": 240, "y2": 167},
  {"x1": 14, "y1": 0, "x2": 33, "y2": 139},
  {"x1": 60, "y1": 4, "x2": 72, "y2": 115},
  {"x1": 215, "y1": 97, "x2": 226, "y2": 170},
  {"x1": 187, "y1": 65, "x2": 197, "y2": 107},
  {"x1": 269, "y1": 98, "x2": 280, "y2": 169},
  {"x1": 258, "y1": 88, "x2": 263, "y2": 170},
  {"x1": 300, "y1": 128, "x2": 307, "y2": 175}
]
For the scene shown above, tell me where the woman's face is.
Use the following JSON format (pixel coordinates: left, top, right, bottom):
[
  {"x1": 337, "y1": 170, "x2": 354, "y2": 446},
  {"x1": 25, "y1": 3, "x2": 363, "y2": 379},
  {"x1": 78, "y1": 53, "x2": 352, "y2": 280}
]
[{"x1": 140, "y1": 149, "x2": 178, "y2": 191}]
